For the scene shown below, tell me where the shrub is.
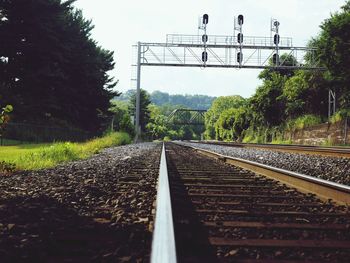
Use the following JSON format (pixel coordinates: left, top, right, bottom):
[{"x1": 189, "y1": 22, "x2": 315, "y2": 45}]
[{"x1": 293, "y1": 114, "x2": 322, "y2": 130}]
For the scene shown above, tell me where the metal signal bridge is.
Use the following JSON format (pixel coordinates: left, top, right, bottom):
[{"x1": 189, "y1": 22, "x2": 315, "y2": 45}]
[
  {"x1": 132, "y1": 14, "x2": 325, "y2": 140},
  {"x1": 167, "y1": 109, "x2": 206, "y2": 126}
]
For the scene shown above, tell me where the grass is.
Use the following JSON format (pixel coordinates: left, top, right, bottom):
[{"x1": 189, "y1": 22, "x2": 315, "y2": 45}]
[
  {"x1": 290, "y1": 114, "x2": 322, "y2": 130},
  {"x1": 0, "y1": 132, "x2": 131, "y2": 171}
]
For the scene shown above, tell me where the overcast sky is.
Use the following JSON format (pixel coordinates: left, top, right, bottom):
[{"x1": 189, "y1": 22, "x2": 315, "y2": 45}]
[{"x1": 73, "y1": 0, "x2": 345, "y2": 98}]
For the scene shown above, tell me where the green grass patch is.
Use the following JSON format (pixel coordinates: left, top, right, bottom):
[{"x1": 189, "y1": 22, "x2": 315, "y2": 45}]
[
  {"x1": 293, "y1": 114, "x2": 322, "y2": 130},
  {"x1": 330, "y1": 109, "x2": 350, "y2": 124},
  {"x1": 0, "y1": 132, "x2": 131, "y2": 171}
]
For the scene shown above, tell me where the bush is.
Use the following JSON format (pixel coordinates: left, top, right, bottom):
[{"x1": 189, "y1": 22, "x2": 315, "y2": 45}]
[
  {"x1": 293, "y1": 114, "x2": 322, "y2": 130},
  {"x1": 330, "y1": 109, "x2": 350, "y2": 124}
]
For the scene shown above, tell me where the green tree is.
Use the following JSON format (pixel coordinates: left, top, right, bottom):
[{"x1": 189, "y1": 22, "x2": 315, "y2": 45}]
[
  {"x1": 129, "y1": 89, "x2": 151, "y2": 133},
  {"x1": 281, "y1": 70, "x2": 329, "y2": 119},
  {"x1": 0, "y1": 0, "x2": 117, "y2": 132},
  {"x1": 109, "y1": 101, "x2": 134, "y2": 135},
  {"x1": 215, "y1": 108, "x2": 236, "y2": 141},
  {"x1": 310, "y1": 1, "x2": 350, "y2": 108},
  {"x1": 232, "y1": 106, "x2": 252, "y2": 141},
  {"x1": 204, "y1": 95, "x2": 246, "y2": 139},
  {"x1": 258, "y1": 53, "x2": 298, "y2": 81},
  {"x1": 0, "y1": 104, "x2": 13, "y2": 145},
  {"x1": 250, "y1": 73, "x2": 287, "y2": 127}
]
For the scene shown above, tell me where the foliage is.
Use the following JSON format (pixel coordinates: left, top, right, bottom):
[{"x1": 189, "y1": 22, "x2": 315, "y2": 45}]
[
  {"x1": 203, "y1": 2, "x2": 350, "y2": 144},
  {"x1": 128, "y1": 89, "x2": 151, "y2": 133},
  {"x1": 146, "y1": 103, "x2": 202, "y2": 141},
  {"x1": 289, "y1": 114, "x2": 322, "y2": 130},
  {"x1": 204, "y1": 95, "x2": 246, "y2": 139},
  {"x1": 0, "y1": 0, "x2": 117, "y2": 132},
  {"x1": 282, "y1": 71, "x2": 309, "y2": 118},
  {"x1": 109, "y1": 100, "x2": 134, "y2": 135},
  {"x1": 258, "y1": 53, "x2": 298, "y2": 80},
  {"x1": 117, "y1": 90, "x2": 216, "y2": 110},
  {"x1": 215, "y1": 108, "x2": 236, "y2": 141},
  {"x1": 0, "y1": 104, "x2": 13, "y2": 144},
  {"x1": 250, "y1": 72, "x2": 287, "y2": 127},
  {"x1": 310, "y1": 1, "x2": 350, "y2": 108},
  {"x1": 0, "y1": 132, "x2": 130, "y2": 171},
  {"x1": 330, "y1": 109, "x2": 350, "y2": 123}
]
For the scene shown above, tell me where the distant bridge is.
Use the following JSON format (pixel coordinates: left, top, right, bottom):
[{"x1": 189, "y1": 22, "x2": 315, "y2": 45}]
[{"x1": 167, "y1": 109, "x2": 206, "y2": 126}]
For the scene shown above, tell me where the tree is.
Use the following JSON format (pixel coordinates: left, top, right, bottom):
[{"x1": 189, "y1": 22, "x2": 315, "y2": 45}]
[
  {"x1": 311, "y1": 1, "x2": 350, "y2": 108},
  {"x1": 0, "y1": 104, "x2": 13, "y2": 145},
  {"x1": 204, "y1": 95, "x2": 246, "y2": 139},
  {"x1": 109, "y1": 101, "x2": 134, "y2": 135},
  {"x1": 215, "y1": 108, "x2": 236, "y2": 141},
  {"x1": 129, "y1": 89, "x2": 151, "y2": 133},
  {"x1": 281, "y1": 70, "x2": 329, "y2": 119},
  {"x1": 250, "y1": 73, "x2": 287, "y2": 127},
  {"x1": 0, "y1": 0, "x2": 117, "y2": 132},
  {"x1": 258, "y1": 53, "x2": 298, "y2": 81},
  {"x1": 282, "y1": 71, "x2": 309, "y2": 118}
]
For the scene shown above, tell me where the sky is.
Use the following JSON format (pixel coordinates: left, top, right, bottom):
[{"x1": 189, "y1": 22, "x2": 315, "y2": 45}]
[{"x1": 73, "y1": 0, "x2": 345, "y2": 98}]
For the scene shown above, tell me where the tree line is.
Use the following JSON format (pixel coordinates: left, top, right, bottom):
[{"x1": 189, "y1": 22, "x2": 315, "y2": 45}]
[
  {"x1": 205, "y1": 1, "x2": 350, "y2": 143},
  {"x1": 117, "y1": 90, "x2": 216, "y2": 110},
  {"x1": 111, "y1": 89, "x2": 204, "y2": 141},
  {"x1": 0, "y1": 0, "x2": 116, "y2": 134}
]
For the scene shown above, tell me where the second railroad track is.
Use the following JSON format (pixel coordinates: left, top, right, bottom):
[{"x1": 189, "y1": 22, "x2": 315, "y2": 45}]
[{"x1": 151, "y1": 142, "x2": 350, "y2": 262}]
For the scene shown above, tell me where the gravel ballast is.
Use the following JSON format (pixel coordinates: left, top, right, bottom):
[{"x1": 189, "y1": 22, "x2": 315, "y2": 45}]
[
  {"x1": 0, "y1": 142, "x2": 161, "y2": 262},
  {"x1": 178, "y1": 142, "x2": 350, "y2": 186}
]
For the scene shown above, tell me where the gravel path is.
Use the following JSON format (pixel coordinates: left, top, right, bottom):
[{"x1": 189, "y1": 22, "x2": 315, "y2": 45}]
[
  {"x1": 0, "y1": 142, "x2": 161, "y2": 262},
  {"x1": 178, "y1": 142, "x2": 350, "y2": 186}
]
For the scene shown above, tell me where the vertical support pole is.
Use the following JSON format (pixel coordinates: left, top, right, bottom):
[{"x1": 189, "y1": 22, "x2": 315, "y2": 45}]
[
  {"x1": 135, "y1": 42, "x2": 141, "y2": 141},
  {"x1": 239, "y1": 21, "x2": 243, "y2": 67},
  {"x1": 328, "y1": 90, "x2": 336, "y2": 121},
  {"x1": 275, "y1": 23, "x2": 279, "y2": 66},
  {"x1": 111, "y1": 115, "x2": 115, "y2": 132},
  {"x1": 333, "y1": 91, "x2": 336, "y2": 115},
  {"x1": 344, "y1": 116, "x2": 348, "y2": 145},
  {"x1": 328, "y1": 89, "x2": 331, "y2": 120}
]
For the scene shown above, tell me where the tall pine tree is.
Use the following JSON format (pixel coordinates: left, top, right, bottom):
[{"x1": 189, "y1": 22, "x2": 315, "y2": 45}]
[{"x1": 0, "y1": 0, "x2": 117, "y2": 132}]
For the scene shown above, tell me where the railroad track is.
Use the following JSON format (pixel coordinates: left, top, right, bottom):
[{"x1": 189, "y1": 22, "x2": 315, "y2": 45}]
[
  {"x1": 151, "y1": 142, "x2": 350, "y2": 262},
  {"x1": 189, "y1": 140, "x2": 350, "y2": 158}
]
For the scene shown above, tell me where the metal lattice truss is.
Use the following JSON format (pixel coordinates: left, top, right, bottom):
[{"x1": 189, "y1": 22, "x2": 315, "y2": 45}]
[
  {"x1": 136, "y1": 34, "x2": 322, "y2": 70},
  {"x1": 168, "y1": 109, "x2": 206, "y2": 126}
]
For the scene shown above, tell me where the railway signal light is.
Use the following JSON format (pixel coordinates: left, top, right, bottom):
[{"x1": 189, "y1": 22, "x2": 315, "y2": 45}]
[
  {"x1": 237, "y1": 52, "x2": 243, "y2": 63},
  {"x1": 203, "y1": 14, "x2": 209, "y2": 25},
  {"x1": 274, "y1": 34, "x2": 280, "y2": 45},
  {"x1": 202, "y1": 34, "x2": 208, "y2": 43},
  {"x1": 238, "y1": 14, "x2": 244, "y2": 25},
  {"x1": 202, "y1": 51, "x2": 208, "y2": 62},
  {"x1": 273, "y1": 53, "x2": 279, "y2": 65},
  {"x1": 237, "y1": 33, "x2": 243, "y2": 44}
]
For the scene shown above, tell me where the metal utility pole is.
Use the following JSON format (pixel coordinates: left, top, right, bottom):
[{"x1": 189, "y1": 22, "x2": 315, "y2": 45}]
[
  {"x1": 135, "y1": 42, "x2": 141, "y2": 141},
  {"x1": 271, "y1": 19, "x2": 280, "y2": 66},
  {"x1": 328, "y1": 89, "x2": 336, "y2": 120},
  {"x1": 235, "y1": 15, "x2": 244, "y2": 66}
]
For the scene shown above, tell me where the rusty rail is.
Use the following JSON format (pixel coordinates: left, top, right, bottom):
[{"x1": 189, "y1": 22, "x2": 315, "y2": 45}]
[{"x1": 185, "y1": 143, "x2": 350, "y2": 205}]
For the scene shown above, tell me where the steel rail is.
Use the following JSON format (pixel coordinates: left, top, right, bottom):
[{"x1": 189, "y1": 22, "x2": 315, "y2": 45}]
[
  {"x1": 179, "y1": 143, "x2": 350, "y2": 205},
  {"x1": 150, "y1": 143, "x2": 177, "y2": 263},
  {"x1": 191, "y1": 140, "x2": 350, "y2": 158}
]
